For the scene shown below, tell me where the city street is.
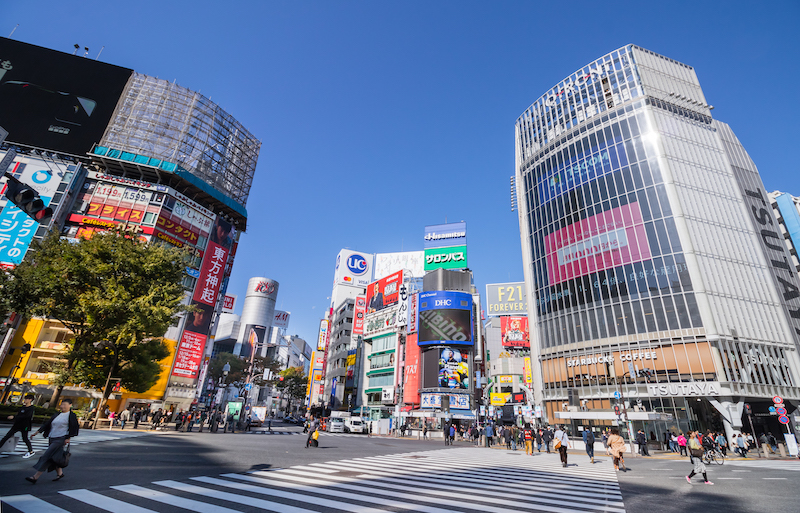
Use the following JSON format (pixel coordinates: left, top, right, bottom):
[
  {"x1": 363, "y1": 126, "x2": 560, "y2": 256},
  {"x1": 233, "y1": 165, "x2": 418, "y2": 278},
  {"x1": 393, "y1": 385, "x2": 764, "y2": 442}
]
[{"x1": 0, "y1": 423, "x2": 798, "y2": 512}]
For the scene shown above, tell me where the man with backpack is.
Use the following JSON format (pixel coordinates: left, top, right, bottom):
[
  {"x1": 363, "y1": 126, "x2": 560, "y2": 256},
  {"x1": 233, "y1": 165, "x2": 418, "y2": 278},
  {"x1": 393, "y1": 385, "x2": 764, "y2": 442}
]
[{"x1": 583, "y1": 427, "x2": 596, "y2": 463}]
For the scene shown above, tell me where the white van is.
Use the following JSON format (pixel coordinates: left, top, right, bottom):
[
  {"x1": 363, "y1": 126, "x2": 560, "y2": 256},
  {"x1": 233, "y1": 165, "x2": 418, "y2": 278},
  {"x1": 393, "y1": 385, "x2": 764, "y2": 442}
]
[
  {"x1": 328, "y1": 418, "x2": 345, "y2": 433},
  {"x1": 345, "y1": 417, "x2": 365, "y2": 434}
]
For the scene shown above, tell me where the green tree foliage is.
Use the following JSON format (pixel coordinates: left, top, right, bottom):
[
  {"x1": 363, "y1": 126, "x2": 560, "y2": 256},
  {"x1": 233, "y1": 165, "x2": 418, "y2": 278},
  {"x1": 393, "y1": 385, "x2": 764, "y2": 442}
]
[
  {"x1": 275, "y1": 366, "x2": 308, "y2": 402},
  {"x1": 3, "y1": 229, "x2": 189, "y2": 405},
  {"x1": 207, "y1": 352, "x2": 282, "y2": 387}
]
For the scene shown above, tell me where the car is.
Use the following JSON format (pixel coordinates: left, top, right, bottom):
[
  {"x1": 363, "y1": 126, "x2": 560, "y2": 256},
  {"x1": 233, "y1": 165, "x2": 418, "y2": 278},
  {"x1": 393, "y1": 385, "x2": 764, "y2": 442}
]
[
  {"x1": 344, "y1": 417, "x2": 365, "y2": 433},
  {"x1": 328, "y1": 418, "x2": 345, "y2": 433}
]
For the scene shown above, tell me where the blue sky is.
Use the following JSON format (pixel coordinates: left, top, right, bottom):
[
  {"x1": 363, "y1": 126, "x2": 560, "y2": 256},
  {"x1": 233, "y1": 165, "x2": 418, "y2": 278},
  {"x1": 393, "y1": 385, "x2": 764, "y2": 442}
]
[{"x1": 6, "y1": 1, "x2": 800, "y2": 344}]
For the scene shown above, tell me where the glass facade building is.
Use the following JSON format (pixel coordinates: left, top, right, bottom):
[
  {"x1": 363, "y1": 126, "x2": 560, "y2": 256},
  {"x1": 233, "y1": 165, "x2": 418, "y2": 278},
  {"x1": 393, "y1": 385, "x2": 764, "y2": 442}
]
[{"x1": 516, "y1": 45, "x2": 800, "y2": 440}]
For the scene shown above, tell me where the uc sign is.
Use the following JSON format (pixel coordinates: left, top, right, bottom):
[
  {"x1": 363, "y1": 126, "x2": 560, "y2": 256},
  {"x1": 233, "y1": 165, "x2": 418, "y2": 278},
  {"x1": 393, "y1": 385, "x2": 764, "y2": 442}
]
[{"x1": 347, "y1": 254, "x2": 368, "y2": 275}]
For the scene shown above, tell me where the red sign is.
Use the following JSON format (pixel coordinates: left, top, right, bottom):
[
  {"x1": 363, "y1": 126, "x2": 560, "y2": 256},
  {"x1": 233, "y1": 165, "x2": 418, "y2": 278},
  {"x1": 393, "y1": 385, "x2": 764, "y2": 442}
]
[
  {"x1": 171, "y1": 331, "x2": 207, "y2": 378},
  {"x1": 156, "y1": 214, "x2": 200, "y2": 245},
  {"x1": 778, "y1": 415, "x2": 790, "y2": 425},
  {"x1": 773, "y1": 395, "x2": 784, "y2": 404},
  {"x1": 403, "y1": 333, "x2": 420, "y2": 404},
  {"x1": 545, "y1": 202, "x2": 651, "y2": 284},
  {"x1": 352, "y1": 295, "x2": 366, "y2": 335},
  {"x1": 222, "y1": 294, "x2": 236, "y2": 312},
  {"x1": 366, "y1": 270, "x2": 403, "y2": 314},
  {"x1": 192, "y1": 217, "x2": 232, "y2": 307},
  {"x1": 501, "y1": 316, "x2": 530, "y2": 348}
]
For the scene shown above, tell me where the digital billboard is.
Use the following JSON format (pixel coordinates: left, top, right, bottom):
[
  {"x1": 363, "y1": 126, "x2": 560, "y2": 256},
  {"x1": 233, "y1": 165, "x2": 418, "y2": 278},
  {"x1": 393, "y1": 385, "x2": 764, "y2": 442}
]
[
  {"x1": 485, "y1": 282, "x2": 527, "y2": 316},
  {"x1": 424, "y1": 222, "x2": 467, "y2": 249},
  {"x1": 402, "y1": 333, "x2": 420, "y2": 404},
  {"x1": 240, "y1": 324, "x2": 267, "y2": 359},
  {"x1": 438, "y1": 347, "x2": 469, "y2": 389},
  {"x1": 544, "y1": 201, "x2": 651, "y2": 285},
  {"x1": 365, "y1": 270, "x2": 403, "y2": 314},
  {"x1": 418, "y1": 291, "x2": 473, "y2": 346},
  {"x1": 0, "y1": 37, "x2": 133, "y2": 156},
  {"x1": 500, "y1": 316, "x2": 529, "y2": 348}
]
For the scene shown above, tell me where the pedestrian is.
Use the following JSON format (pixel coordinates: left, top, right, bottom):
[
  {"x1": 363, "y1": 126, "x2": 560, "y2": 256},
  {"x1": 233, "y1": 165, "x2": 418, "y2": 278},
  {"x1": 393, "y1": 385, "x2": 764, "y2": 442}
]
[
  {"x1": 686, "y1": 431, "x2": 713, "y2": 485},
  {"x1": 503, "y1": 426, "x2": 512, "y2": 450},
  {"x1": 26, "y1": 398, "x2": 79, "y2": 484},
  {"x1": 226, "y1": 413, "x2": 235, "y2": 433},
  {"x1": 736, "y1": 433, "x2": 748, "y2": 458},
  {"x1": 306, "y1": 417, "x2": 319, "y2": 448},
  {"x1": 1, "y1": 393, "x2": 36, "y2": 458},
  {"x1": 423, "y1": 423, "x2": 428, "y2": 440},
  {"x1": 542, "y1": 427, "x2": 553, "y2": 453},
  {"x1": 602, "y1": 429, "x2": 609, "y2": 451},
  {"x1": 197, "y1": 411, "x2": 207, "y2": 433},
  {"x1": 119, "y1": 408, "x2": 130, "y2": 430},
  {"x1": 636, "y1": 429, "x2": 650, "y2": 456},
  {"x1": 583, "y1": 427, "x2": 596, "y2": 464},
  {"x1": 677, "y1": 432, "x2": 687, "y2": 456},
  {"x1": 607, "y1": 427, "x2": 627, "y2": 471},
  {"x1": 511, "y1": 425, "x2": 518, "y2": 451},
  {"x1": 670, "y1": 433, "x2": 678, "y2": 452},
  {"x1": 767, "y1": 432, "x2": 778, "y2": 453},
  {"x1": 368, "y1": 421, "x2": 372, "y2": 438},
  {"x1": 132, "y1": 409, "x2": 141, "y2": 430},
  {"x1": 553, "y1": 425, "x2": 570, "y2": 467},
  {"x1": 150, "y1": 409, "x2": 162, "y2": 430},
  {"x1": 245, "y1": 415, "x2": 252, "y2": 432},
  {"x1": 485, "y1": 423, "x2": 494, "y2": 448},
  {"x1": 523, "y1": 423, "x2": 533, "y2": 456},
  {"x1": 536, "y1": 429, "x2": 543, "y2": 452},
  {"x1": 449, "y1": 424, "x2": 456, "y2": 444},
  {"x1": 108, "y1": 410, "x2": 116, "y2": 428}
]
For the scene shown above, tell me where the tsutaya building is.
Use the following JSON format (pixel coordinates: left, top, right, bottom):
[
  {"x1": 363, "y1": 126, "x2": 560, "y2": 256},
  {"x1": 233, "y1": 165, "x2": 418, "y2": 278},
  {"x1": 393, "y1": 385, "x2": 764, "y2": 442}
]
[{"x1": 515, "y1": 44, "x2": 800, "y2": 442}]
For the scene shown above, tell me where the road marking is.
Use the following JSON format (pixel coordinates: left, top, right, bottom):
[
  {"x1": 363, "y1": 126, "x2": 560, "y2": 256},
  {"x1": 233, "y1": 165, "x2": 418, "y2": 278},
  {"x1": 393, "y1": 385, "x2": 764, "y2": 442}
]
[
  {"x1": 112, "y1": 484, "x2": 243, "y2": 513},
  {"x1": 154, "y1": 480, "x2": 318, "y2": 513},
  {"x1": 0, "y1": 495, "x2": 70, "y2": 513},
  {"x1": 731, "y1": 470, "x2": 750, "y2": 472},
  {"x1": 717, "y1": 478, "x2": 742, "y2": 480},
  {"x1": 762, "y1": 477, "x2": 787, "y2": 480},
  {"x1": 59, "y1": 490, "x2": 156, "y2": 513}
]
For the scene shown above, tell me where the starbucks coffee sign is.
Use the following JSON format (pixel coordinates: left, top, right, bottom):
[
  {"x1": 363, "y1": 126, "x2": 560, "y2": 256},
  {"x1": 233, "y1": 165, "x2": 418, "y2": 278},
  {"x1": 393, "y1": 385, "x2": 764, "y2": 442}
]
[{"x1": 647, "y1": 381, "x2": 721, "y2": 397}]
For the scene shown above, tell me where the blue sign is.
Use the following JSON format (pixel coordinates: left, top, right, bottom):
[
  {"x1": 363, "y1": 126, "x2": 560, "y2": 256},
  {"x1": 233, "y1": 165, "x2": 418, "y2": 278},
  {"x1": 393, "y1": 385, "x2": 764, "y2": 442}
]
[
  {"x1": 185, "y1": 267, "x2": 201, "y2": 278},
  {"x1": 244, "y1": 383, "x2": 252, "y2": 391},
  {"x1": 346, "y1": 254, "x2": 368, "y2": 275},
  {"x1": 418, "y1": 291, "x2": 474, "y2": 346},
  {"x1": 768, "y1": 406, "x2": 776, "y2": 413},
  {"x1": 614, "y1": 391, "x2": 621, "y2": 399},
  {"x1": 0, "y1": 196, "x2": 51, "y2": 266},
  {"x1": 424, "y1": 222, "x2": 467, "y2": 249}
]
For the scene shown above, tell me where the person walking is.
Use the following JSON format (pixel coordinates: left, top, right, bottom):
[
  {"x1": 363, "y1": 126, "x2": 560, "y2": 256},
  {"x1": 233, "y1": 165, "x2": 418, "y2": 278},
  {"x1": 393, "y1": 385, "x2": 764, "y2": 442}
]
[
  {"x1": 368, "y1": 421, "x2": 372, "y2": 438},
  {"x1": 132, "y1": 409, "x2": 141, "y2": 430},
  {"x1": 503, "y1": 426, "x2": 512, "y2": 450},
  {"x1": 607, "y1": 427, "x2": 627, "y2": 471},
  {"x1": 449, "y1": 424, "x2": 456, "y2": 444},
  {"x1": 535, "y1": 429, "x2": 543, "y2": 452},
  {"x1": 119, "y1": 408, "x2": 131, "y2": 430},
  {"x1": 736, "y1": 433, "x2": 748, "y2": 458},
  {"x1": 25, "y1": 398, "x2": 79, "y2": 484},
  {"x1": 636, "y1": 429, "x2": 650, "y2": 456},
  {"x1": 306, "y1": 417, "x2": 318, "y2": 448},
  {"x1": 554, "y1": 425, "x2": 571, "y2": 467},
  {"x1": 523, "y1": 424, "x2": 534, "y2": 455},
  {"x1": 511, "y1": 425, "x2": 518, "y2": 451},
  {"x1": 542, "y1": 427, "x2": 553, "y2": 453},
  {"x1": 677, "y1": 432, "x2": 688, "y2": 456},
  {"x1": 423, "y1": 423, "x2": 428, "y2": 440},
  {"x1": 686, "y1": 431, "x2": 713, "y2": 485},
  {"x1": 1, "y1": 393, "x2": 36, "y2": 458},
  {"x1": 485, "y1": 423, "x2": 494, "y2": 448},
  {"x1": 583, "y1": 427, "x2": 596, "y2": 464}
]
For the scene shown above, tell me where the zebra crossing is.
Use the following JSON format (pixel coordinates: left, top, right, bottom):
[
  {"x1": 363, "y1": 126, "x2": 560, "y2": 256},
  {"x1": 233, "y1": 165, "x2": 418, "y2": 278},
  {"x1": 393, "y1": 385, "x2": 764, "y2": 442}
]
[
  {"x1": 248, "y1": 430, "x2": 367, "y2": 438},
  {"x1": 0, "y1": 447, "x2": 625, "y2": 512},
  {"x1": 725, "y1": 458, "x2": 800, "y2": 472},
  {"x1": 1, "y1": 430, "x2": 153, "y2": 459}
]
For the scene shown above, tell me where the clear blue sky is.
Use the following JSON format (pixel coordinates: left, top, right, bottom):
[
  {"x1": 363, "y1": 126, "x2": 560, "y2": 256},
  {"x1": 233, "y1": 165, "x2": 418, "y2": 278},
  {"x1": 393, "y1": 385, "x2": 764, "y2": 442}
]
[{"x1": 6, "y1": 1, "x2": 800, "y2": 345}]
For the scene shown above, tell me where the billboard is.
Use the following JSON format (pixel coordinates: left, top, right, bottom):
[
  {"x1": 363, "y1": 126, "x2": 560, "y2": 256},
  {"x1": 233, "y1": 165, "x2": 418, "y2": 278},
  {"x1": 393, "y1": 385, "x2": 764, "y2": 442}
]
[
  {"x1": 240, "y1": 324, "x2": 267, "y2": 359},
  {"x1": 171, "y1": 330, "x2": 206, "y2": 379},
  {"x1": 438, "y1": 347, "x2": 470, "y2": 389},
  {"x1": 363, "y1": 306, "x2": 398, "y2": 338},
  {"x1": 500, "y1": 316, "x2": 530, "y2": 348},
  {"x1": 333, "y1": 249, "x2": 373, "y2": 288},
  {"x1": 485, "y1": 282, "x2": 527, "y2": 316},
  {"x1": 273, "y1": 310, "x2": 290, "y2": 329},
  {"x1": 0, "y1": 155, "x2": 69, "y2": 267},
  {"x1": 424, "y1": 245, "x2": 467, "y2": 271},
  {"x1": 222, "y1": 294, "x2": 237, "y2": 313},
  {"x1": 317, "y1": 319, "x2": 330, "y2": 351},
  {"x1": 0, "y1": 37, "x2": 133, "y2": 156},
  {"x1": 403, "y1": 333, "x2": 420, "y2": 404},
  {"x1": 418, "y1": 291, "x2": 473, "y2": 346},
  {"x1": 420, "y1": 393, "x2": 469, "y2": 409},
  {"x1": 365, "y1": 270, "x2": 403, "y2": 314},
  {"x1": 407, "y1": 292, "x2": 418, "y2": 334},
  {"x1": 545, "y1": 201, "x2": 651, "y2": 285},
  {"x1": 424, "y1": 222, "x2": 466, "y2": 249},
  {"x1": 374, "y1": 251, "x2": 425, "y2": 280},
  {"x1": 352, "y1": 295, "x2": 366, "y2": 335}
]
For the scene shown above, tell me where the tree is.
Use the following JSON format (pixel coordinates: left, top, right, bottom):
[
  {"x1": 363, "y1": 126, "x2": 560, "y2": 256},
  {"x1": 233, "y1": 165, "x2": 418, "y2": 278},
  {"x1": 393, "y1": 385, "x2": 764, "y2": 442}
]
[
  {"x1": 207, "y1": 352, "x2": 282, "y2": 391},
  {"x1": 3, "y1": 229, "x2": 189, "y2": 406},
  {"x1": 274, "y1": 366, "x2": 308, "y2": 413}
]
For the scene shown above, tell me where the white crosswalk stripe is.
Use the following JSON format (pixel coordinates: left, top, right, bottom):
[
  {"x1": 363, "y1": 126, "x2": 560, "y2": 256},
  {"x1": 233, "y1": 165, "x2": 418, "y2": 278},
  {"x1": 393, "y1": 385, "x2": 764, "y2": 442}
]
[
  {"x1": 0, "y1": 431, "x2": 153, "y2": 459},
  {"x1": 724, "y1": 459, "x2": 800, "y2": 472},
  {"x1": 247, "y1": 431, "x2": 367, "y2": 437},
  {"x1": 1, "y1": 447, "x2": 624, "y2": 513}
]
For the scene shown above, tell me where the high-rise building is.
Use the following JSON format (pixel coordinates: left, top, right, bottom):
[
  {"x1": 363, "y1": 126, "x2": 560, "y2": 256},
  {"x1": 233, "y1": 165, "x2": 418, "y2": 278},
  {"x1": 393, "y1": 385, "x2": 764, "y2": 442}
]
[
  {"x1": 515, "y1": 45, "x2": 800, "y2": 441},
  {"x1": 769, "y1": 191, "x2": 800, "y2": 275},
  {"x1": 0, "y1": 37, "x2": 260, "y2": 412}
]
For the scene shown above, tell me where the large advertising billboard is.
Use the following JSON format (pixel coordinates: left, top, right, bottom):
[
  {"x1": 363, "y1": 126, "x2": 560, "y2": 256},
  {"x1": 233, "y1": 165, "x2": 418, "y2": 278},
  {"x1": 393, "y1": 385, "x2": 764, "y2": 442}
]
[
  {"x1": 418, "y1": 291, "x2": 473, "y2": 346},
  {"x1": 500, "y1": 316, "x2": 530, "y2": 348},
  {"x1": 317, "y1": 319, "x2": 330, "y2": 351},
  {"x1": 374, "y1": 251, "x2": 425, "y2": 280},
  {"x1": 424, "y1": 222, "x2": 467, "y2": 249},
  {"x1": 365, "y1": 270, "x2": 403, "y2": 314},
  {"x1": 438, "y1": 346, "x2": 469, "y2": 389},
  {"x1": 403, "y1": 333, "x2": 420, "y2": 404},
  {"x1": 485, "y1": 282, "x2": 527, "y2": 316},
  {"x1": 352, "y1": 296, "x2": 366, "y2": 335},
  {"x1": 424, "y1": 245, "x2": 467, "y2": 271},
  {"x1": 240, "y1": 324, "x2": 267, "y2": 359},
  {"x1": 273, "y1": 310, "x2": 290, "y2": 329},
  {"x1": 0, "y1": 38, "x2": 133, "y2": 156},
  {"x1": 333, "y1": 249, "x2": 373, "y2": 288},
  {"x1": 544, "y1": 201, "x2": 651, "y2": 285}
]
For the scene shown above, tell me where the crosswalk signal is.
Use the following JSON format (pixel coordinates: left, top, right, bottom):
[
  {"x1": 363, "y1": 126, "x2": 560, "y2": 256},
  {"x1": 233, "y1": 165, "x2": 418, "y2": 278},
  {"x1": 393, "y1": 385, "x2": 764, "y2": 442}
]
[
  {"x1": 2, "y1": 173, "x2": 53, "y2": 222},
  {"x1": 744, "y1": 403, "x2": 752, "y2": 416},
  {"x1": 613, "y1": 405, "x2": 621, "y2": 416}
]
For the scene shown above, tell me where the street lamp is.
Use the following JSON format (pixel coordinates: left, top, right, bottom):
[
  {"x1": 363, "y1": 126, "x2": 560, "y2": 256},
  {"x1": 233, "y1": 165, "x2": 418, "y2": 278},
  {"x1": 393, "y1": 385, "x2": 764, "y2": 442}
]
[{"x1": 213, "y1": 362, "x2": 231, "y2": 432}]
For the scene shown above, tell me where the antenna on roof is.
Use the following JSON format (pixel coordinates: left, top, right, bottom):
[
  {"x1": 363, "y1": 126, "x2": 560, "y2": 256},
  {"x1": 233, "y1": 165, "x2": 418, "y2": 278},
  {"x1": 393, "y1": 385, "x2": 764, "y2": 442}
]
[
  {"x1": 95, "y1": 46, "x2": 105, "y2": 61},
  {"x1": 8, "y1": 24, "x2": 18, "y2": 38}
]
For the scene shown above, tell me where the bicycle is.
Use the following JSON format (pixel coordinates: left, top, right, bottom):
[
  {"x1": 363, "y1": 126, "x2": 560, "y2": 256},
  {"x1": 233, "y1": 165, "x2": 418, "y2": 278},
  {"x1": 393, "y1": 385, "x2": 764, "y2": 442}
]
[{"x1": 703, "y1": 448, "x2": 725, "y2": 465}]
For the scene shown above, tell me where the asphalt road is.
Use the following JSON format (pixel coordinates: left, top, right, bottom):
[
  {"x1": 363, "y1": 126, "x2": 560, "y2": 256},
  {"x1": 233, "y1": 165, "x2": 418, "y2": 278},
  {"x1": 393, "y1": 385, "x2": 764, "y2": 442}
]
[{"x1": 1, "y1": 422, "x2": 798, "y2": 512}]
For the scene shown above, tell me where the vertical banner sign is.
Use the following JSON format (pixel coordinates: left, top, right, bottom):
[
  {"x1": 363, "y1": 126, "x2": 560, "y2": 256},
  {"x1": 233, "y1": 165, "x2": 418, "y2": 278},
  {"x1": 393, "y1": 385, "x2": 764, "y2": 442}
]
[
  {"x1": 317, "y1": 320, "x2": 330, "y2": 351},
  {"x1": 352, "y1": 296, "x2": 366, "y2": 335},
  {"x1": 408, "y1": 292, "x2": 419, "y2": 334},
  {"x1": 173, "y1": 216, "x2": 233, "y2": 378},
  {"x1": 523, "y1": 357, "x2": 533, "y2": 386},
  {"x1": 403, "y1": 333, "x2": 420, "y2": 404}
]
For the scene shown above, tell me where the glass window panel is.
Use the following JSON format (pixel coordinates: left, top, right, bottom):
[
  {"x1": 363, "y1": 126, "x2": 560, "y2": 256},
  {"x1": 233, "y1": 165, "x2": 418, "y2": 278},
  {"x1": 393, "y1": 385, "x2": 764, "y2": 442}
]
[
  {"x1": 664, "y1": 217, "x2": 682, "y2": 252},
  {"x1": 683, "y1": 293, "x2": 702, "y2": 327},
  {"x1": 613, "y1": 304, "x2": 626, "y2": 335},
  {"x1": 673, "y1": 294, "x2": 692, "y2": 329},
  {"x1": 641, "y1": 298, "x2": 658, "y2": 332},
  {"x1": 644, "y1": 222, "x2": 661, "y2": 257},
  {"x1": 622, "y1": 302, "x2": 636, "y2": 333},
  {"x1": 656, "y1": 185, "x2": 673, "y2": 217},
  {"x1": 648, "y1": 159, "x2": 663, "y2": 184},
  {"x1": 637, "y1": 189, "x2": 652, "y2": 221},
  {"x1": 651, "y1": 296, "x2": 669, "y2": 331},
  {"x1": 640, "y1": 160, "x2": 653, "y2": 187},
  {"x1": 604, "y1": 306, "x2": 617, "y2": 337},
  {"x1": 631, "y1": 300, "x2": 646, "y2": 333},
  {"x1": 662, "y1": 295, "x2": 680, "y2": 330},
  {"x1": 646, "y1": 187, "x2": 662, "y2": 219},
  {"x1": 654, "y1": 219, "x2": 672, "y2": 256}
]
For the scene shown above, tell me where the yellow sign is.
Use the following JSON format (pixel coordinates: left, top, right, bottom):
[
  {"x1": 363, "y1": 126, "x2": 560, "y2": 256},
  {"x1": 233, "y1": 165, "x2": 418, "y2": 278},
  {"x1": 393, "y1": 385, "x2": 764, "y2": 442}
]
[
  {"x1": 490, "y1": 392, "x2": 510, "y2": 406},
  {"x1": 523, "y1": 357, "x2": 532, "y2": 385},
  {"x1": 498, "y1": 375, "x2": 513, "y2": 383}
]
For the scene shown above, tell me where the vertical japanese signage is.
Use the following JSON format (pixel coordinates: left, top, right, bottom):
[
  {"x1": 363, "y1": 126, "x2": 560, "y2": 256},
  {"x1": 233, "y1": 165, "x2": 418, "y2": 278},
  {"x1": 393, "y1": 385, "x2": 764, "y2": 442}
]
[
  {"x1": 317, "y1": 319, "x2": 330, "y2": 351},
  {"x1": 403, "y1": 333, "x2": 420, "y2": 404},
  {"x1": 407, "y1": 292, "x2": 418, "y2": 334},
  {"x1": 172, "y1": 216, "x2": 233, "y2": 378},
  {"x1": 352, "y1": 296, "x2": 366, "y2": 335}
]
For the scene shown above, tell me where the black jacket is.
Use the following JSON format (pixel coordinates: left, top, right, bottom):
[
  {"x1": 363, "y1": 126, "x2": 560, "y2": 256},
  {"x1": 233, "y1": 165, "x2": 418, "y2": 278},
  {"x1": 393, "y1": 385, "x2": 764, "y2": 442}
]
[
  {"x1": 37, "y1": 411, "x2": 79, "y2": 439},
  {"x1": 12, "y1": 404, "x2": 35, "y2": 431}
]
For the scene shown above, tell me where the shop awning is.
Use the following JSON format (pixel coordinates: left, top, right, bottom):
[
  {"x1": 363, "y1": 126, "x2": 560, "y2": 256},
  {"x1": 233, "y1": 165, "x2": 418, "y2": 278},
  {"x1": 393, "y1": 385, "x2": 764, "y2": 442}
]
[{"x1": 555, "y1": 411, "x2": 673, "y2": 421}]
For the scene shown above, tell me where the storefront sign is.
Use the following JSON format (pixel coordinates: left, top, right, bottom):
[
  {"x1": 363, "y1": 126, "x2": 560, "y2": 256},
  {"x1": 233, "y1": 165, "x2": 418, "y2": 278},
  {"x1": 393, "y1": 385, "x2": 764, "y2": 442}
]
[
  {"x1": 490, "y1": 392, "x2": 510, "y2": 405},
  {"x1": 420, "y1": 393, "x2": 469, "y2": 409},
  {"x1": 497, "y1": 375, "x2": 513, "y2": 383},
  {"x1": 646, "y1": 381, "x2": 721, "y2": 397},
  {"x1": 363, "y1": 306, "x2": 398, "y2": 338},
  {"x1": 566, "y1": 351, "x2": 658, "y2": 367}
]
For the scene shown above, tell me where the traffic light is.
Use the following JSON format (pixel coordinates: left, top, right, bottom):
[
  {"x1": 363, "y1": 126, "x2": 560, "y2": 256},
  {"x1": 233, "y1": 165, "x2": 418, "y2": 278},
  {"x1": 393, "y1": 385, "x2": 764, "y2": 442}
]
[
  {"x1": 744, "y1": 403, "x2": 752, "y2": 415},
  {"x1": 614, "y1": 405, "x2": 621, "y2": 416},
  {"x1": 2, "y1": 173, "x2": 53, "y2": 222}
]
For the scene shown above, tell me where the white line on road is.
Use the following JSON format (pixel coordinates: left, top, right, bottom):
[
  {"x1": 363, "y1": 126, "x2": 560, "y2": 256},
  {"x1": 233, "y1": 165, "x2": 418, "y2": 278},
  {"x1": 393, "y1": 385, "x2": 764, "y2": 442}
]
[
  {"x1": 717, "y1": 478, "x2": 742, "y2": 480},
  {"x1": 59, "y1": 490, "x2": 156, "y2": 513},
  {"x1": 0, "y1": 495, "x2": 70, "y2": 513},
  {"x1": 112, "y1": 484, "x2": 244, "y2": 513},
  {"x1": 762, "y1": 478, "x2": 787, "y2": 480}
]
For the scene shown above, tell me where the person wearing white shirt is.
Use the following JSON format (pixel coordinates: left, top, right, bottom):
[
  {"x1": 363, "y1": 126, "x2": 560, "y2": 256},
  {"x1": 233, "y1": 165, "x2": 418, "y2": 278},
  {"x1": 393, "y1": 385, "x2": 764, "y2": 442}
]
[
  {"x1": 26, "y1": 398, "x2": 79, "y2": 484},
  {"x1": 553, "y1": 426, "x2": 572, "y2": 467}
]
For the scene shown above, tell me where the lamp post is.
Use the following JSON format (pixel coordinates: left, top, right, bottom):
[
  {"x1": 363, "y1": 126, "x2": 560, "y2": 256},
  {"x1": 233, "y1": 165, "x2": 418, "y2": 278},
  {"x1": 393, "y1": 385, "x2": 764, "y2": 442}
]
[
  {"x1": 0, "y1": 343, "x2": 31, "y2": 404},
  {"x1": 213, "y1": 362, "x2": 230, "y2": 433}
]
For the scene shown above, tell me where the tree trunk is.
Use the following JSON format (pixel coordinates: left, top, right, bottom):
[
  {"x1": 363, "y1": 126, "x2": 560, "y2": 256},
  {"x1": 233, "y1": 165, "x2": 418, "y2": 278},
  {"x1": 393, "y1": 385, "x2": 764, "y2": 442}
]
[{"x1": 49, "y1": 385, "x2": 64, "y2": 408}]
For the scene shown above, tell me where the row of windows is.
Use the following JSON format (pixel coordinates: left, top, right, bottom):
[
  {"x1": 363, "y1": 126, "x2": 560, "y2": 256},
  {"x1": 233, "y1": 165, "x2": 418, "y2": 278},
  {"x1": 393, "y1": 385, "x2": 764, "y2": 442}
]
[
  {"x1": 368, "y1": 373, "x2": 394, "y2": 388},
  {"x1": 369, "y1": 352, "x2": 395, "y2": 370},
  {"x1": 369, "y1": 335, "x2": 396, "y2": 353},
  {"x1": 540, "y1": 293, "x2": 702, "y2": 348}
]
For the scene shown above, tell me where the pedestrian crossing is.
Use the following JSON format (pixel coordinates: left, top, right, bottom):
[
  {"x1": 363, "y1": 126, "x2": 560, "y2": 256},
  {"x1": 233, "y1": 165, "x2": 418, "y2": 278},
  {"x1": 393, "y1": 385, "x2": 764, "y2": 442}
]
[
  {"x1": 0, "y1": 430, "x2": 153, "y2": 459},
  {"x1": 1, "y1": 447, "x2": 625, "y2": 513},
  {"x1": 725, "y1": 458, "x2": 800, "y2": 472},
  {"x1": 248, "y1": 430, "x2": 367, "y2": 438}
]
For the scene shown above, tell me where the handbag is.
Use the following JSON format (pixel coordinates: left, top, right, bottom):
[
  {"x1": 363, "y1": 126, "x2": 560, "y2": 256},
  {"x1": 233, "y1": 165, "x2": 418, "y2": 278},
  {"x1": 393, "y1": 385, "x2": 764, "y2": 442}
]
[
  {"x1": 52, "y1": 443, "x2": 71, "y2": 468},
  {"x1": 312, "y1": 429, "x2": 319, "y2": 441},
  {"x1": 690, "y1": 448, "x2": 704, "y2": 458},
  {"x1": 554, "y1": 438, "x2": 562, "y2": 450}
]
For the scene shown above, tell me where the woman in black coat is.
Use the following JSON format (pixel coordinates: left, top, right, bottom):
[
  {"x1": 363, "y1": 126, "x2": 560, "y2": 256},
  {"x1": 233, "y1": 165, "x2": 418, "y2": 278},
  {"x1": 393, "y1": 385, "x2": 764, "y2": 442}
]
[{"x1": 26, "y1": 398, "x2": 79, "y2": 484}]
